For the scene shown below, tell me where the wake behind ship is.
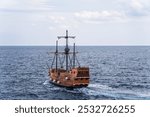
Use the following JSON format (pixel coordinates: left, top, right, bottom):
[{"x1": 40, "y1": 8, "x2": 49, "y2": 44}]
[{"x1": 48, "y1": 30, "x2": 90, "y2": 88}]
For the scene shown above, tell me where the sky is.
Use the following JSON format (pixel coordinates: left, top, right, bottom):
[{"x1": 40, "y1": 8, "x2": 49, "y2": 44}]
[{"x1": 0, "y1": 0, "x2": 150, "y2": 45}]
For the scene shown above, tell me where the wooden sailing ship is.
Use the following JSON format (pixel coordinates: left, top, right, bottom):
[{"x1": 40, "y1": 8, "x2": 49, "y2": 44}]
[{"x1": 48, "y1": 30, "x2": 90, "y2": 88}]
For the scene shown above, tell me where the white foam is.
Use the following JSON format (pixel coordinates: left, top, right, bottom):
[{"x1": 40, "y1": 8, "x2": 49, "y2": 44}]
[
  {"x1": 43, "y1": 80, "x2": 50, "y2": 85},
  {"x1": 88, "y1": 83, "x2": 112, "y2": 90}
]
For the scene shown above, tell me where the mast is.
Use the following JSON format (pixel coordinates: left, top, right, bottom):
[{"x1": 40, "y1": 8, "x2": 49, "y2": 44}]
[
  {"x1": 65, "y1": 30, "x2": 69, "y2": 71},
  {"x1": 56, "y1": 40, "x2": 58, "y2": 71},
  {"x1": 73, "y1": 43, "x2": 75, "y2": 68},
  {"x1": 58, "y1": 30, "x2": 75, "y2": 72}
]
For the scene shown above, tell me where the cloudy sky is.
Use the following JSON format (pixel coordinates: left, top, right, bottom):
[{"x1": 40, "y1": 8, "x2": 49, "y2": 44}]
[{"x1": 0, "y1": 0, "x2": 150, "y2": 45}]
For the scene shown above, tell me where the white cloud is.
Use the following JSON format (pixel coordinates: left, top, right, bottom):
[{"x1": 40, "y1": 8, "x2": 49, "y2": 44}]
[
  {"x1": 74, "y1": 10, "x2": 125, "y2": 23},
  {"x1": 48, "y1": 15, "x2": 65, "y2": 23},
  {"x1": 131, "y1": 0, "x2": 143, "y2": 10},
  {"x1": 129, "y1": 0, "x2": 150, "y2": 16},
  {"x1": 118, "y1": 0, "x2": 150, "y2": 17},
  {"x1": 0, "y1": 0, "x2": 54, "y2": 12},
  {"x1": 0, "y1": 0, "x2": 150, "y2": 45},
  {"x1": 0, "y1": 0, "x2": 17, "y2": 8}
]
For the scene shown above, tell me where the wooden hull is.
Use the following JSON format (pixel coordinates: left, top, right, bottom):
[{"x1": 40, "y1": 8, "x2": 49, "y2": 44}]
[
  {"x1": 49, "y1": 80, "x2": 88, "y2": 89},
  {"x1": 49, "y1": 67, "x2": 90, "y2": 88}
]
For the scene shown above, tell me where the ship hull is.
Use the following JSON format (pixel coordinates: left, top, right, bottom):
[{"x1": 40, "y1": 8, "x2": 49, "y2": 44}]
[
  {"x1": 49, "y1": 80, "x2": 88, "y2": 89},
  {"x1": 49, "y1": 67, "x2": 90, "y2": 88}
]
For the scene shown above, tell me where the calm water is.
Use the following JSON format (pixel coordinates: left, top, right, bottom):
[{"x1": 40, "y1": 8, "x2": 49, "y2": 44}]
[{"x1": 0, "y1": 46, "x2": 150, "y2": 100}]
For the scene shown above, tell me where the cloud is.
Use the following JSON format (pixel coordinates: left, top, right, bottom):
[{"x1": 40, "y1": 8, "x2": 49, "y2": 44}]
[
  {"x1": 118, "y1": 0, "x2": 150, "y2": 17},
  {"x1": 48, "y1": 15, "x2": 65, "y2": 23},
  {"x1": 131, "y1": 0, "x2": 143, "y2": 10},
  {"x1": 48, "y1": 15, "x2": 78, "y2": 30},
  {"x1": 0, "y1": 0, "x2": 54, "y2": 13},
  {"x1": 0, "y1": 0, "x2": 150, "y2": 45},
  {"x1": 129, "y1": 0, "x2": 147, "y2": 16},
  {"x1": 74, "y1": 10, "x2": 125, "y2": 23},
  {"x1": 0, "y1": 0, "x2": 17, "y2": 8},
  {"x1": 0, "y1": 8, "x2": 53, "y2": 13}
]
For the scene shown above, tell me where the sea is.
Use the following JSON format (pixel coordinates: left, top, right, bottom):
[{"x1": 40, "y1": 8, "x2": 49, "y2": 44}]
[{"x1": 0, "y1": 46, "x2": 150, "y2": 100}]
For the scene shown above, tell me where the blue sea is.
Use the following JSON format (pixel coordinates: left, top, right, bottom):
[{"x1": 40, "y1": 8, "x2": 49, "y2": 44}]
[{"x1": 0, "y1": 46, "x2": 150, "y2": 100}]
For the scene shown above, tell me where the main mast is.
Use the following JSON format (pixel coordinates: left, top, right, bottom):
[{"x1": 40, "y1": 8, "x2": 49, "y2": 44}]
[{"x1": 58, "y1": 30, "x2": 75, "y2": 71}]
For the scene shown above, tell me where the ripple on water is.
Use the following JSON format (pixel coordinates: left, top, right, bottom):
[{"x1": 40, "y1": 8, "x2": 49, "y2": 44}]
[{"x1": 0, "y1": 46, "x2": 150, "y2": 99}]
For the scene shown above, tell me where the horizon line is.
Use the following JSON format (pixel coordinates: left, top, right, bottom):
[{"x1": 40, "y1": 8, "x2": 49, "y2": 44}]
[{"x1": 0, "y1": 44, "x2": 150, "y2": 46}]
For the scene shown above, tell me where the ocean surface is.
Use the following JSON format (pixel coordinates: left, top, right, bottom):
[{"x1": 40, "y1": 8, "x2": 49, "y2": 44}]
[{"x1": 0, "y1": 46, "x2": 150, "y2": 100}]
